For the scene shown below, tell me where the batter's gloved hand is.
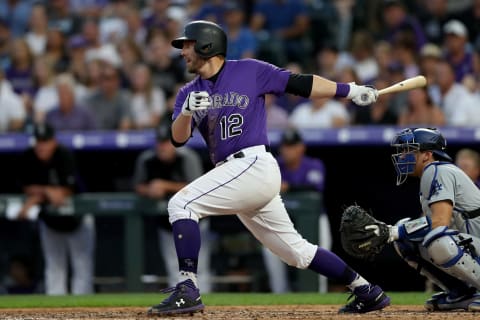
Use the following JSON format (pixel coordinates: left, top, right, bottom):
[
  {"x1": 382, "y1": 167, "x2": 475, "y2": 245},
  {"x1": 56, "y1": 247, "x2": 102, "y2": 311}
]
[
  {"x1": 339, "y1": 205, "x2": 390, "y2": 260},
  {"x1": 181, "y1": 91, "x2": 211, "y2": 116},
  {"x1": 347, "y1": 83, "x2": 378, "y2": 106}
]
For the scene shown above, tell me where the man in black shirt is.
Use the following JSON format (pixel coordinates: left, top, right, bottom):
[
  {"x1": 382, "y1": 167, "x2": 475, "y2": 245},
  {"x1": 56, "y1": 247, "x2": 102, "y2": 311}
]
[
  {"x1": 133, "y1": 124, "x2": 212, "y2": 292},
  {"x1": 18, "y1": 123, "x2": 95, "y2": 295}
]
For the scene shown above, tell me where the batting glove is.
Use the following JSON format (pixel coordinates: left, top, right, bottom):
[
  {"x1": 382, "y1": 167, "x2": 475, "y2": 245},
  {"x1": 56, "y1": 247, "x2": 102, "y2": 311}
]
[
  {"x1": 347, "y1": 83, "x2": 378, "y2": 106},
  {"x1": 181, "y1": 91, "x2": 211, "y2": 116}
]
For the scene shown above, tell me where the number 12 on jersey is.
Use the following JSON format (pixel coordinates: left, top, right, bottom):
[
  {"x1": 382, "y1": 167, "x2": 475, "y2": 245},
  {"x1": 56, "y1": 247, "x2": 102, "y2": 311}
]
[{"x1": 220, "y1": 114, "x2": 243, "y2": 140}]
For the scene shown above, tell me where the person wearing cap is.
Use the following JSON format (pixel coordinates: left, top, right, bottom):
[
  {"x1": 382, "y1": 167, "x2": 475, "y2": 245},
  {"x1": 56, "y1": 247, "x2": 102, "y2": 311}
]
[
  {"x1": 17, "y1": 123, "x2": 95, "y2": 295},
  {"x1": 443, "y1": 19, "x2": 475, "y2": 83},
  {"x1": 133, "y1": 124, "x2": 212, "y2": 292}
]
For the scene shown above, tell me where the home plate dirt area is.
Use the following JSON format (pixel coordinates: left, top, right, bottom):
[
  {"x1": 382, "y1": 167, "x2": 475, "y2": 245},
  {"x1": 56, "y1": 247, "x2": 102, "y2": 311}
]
[{"x1": 1, "y1": 305, "x2": 479, "y2": 320}]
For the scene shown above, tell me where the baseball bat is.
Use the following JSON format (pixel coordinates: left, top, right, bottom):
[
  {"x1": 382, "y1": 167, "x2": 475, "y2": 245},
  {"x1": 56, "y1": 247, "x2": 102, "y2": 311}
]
[{"x1": 378, "y1": 76, "x2": 427, "y2": 96}]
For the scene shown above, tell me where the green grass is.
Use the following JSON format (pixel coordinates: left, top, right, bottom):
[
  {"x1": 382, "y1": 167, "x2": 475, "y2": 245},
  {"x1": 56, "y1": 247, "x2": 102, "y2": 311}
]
[{"x1": 0, "y1": 292, "x2": 430, "y2": 309}]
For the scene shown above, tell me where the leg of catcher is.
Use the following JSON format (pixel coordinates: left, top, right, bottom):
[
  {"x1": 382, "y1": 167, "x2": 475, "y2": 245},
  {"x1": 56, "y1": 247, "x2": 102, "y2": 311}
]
[
  {"x1": 418, "y1": 227, "x2": 480, "y2": 311},
  {"x1": 393, "y1": 239, "x2": 472, "y2": 294},
  {"x1": 237, "y1": 195, "x2": 390, "y2": 314}
]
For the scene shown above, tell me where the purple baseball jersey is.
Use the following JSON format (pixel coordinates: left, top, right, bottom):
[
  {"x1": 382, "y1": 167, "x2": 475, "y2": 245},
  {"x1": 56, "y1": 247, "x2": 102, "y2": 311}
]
[
  {"x1": 173, "y1": 59, "x2": 290, "y2": 164},
  {"x1": 277, "y1": 156, "x2": 326, "y2": 192}
]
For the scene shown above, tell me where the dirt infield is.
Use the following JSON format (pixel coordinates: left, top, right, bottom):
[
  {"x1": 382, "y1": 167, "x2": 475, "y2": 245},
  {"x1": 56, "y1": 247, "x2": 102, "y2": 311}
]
[{"x1": 1, "y1": 305, "x2": 479, "y2": 320}]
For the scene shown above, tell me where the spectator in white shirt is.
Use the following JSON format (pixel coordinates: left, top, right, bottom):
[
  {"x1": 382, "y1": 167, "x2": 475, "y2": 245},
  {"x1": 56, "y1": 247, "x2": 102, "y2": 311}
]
[
  {"x1": 435, "y1": 60, "x2": 480, "y2": 126},
  {"x1": 25, "y1": 3, "x2": 48, "y2": 56},
  {"x1": 129, "y1": 63, "x2": 166, "y2": 129},
  {"x1": 0, "y1": 69, "x2": 25, "y2": 132},
  {"x1": 289, "y1": 97, "x2": 349, "y2": 129}
]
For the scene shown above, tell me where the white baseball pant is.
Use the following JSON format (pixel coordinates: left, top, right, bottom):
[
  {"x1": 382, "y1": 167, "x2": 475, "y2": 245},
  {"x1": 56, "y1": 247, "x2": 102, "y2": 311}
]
[{"x1": 168, "y1": 146, "x2": 318, "y2": 270}]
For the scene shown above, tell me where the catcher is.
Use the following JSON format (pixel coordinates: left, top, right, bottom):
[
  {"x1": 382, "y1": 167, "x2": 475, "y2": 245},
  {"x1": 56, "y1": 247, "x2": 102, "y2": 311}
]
[{"x1": 341, "y1": 127, "x2": 480, "y2": 312}]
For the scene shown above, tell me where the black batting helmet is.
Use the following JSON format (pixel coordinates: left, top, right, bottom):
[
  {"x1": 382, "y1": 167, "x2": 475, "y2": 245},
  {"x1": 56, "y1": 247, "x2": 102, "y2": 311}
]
[{"x1": 171, "y1": 20, "x2": 227, "y2": 58}]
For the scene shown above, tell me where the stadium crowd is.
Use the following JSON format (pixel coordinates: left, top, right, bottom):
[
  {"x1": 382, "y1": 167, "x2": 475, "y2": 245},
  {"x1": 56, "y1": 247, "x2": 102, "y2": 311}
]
[{"x1": 0, "y1": 0, "x2": 479, "y2": 134}]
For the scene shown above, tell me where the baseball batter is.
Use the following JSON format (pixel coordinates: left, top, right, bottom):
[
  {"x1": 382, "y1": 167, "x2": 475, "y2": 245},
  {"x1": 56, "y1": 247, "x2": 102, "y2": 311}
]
[
  {"x1": 147, "y1": 20, "x2": 389, "y2": 316},
  {"x1": 388, "y1": 128, "x2": 480, "y2": 311}
]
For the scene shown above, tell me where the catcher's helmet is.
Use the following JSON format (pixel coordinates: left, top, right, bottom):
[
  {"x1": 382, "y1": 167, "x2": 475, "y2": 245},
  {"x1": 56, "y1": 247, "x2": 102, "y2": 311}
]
[
  {"x1": 171, "y1": 20, "x2": 227, "y2": 58},
  {"x1": 391, "y1": 128, "x2": 452, "y2": 185}
]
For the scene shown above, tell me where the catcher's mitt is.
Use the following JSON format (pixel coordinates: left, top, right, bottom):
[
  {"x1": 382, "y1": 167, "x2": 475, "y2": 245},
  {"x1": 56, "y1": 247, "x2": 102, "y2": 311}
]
[{"x1": 339, "y1": 205, "x2": 390, "y2": 260}]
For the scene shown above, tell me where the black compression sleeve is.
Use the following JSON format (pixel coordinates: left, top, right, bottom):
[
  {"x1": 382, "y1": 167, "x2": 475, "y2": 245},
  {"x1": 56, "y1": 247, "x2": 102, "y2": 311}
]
[{"x1": 285, "y1": 73, "x2": 313, "y2": 98}]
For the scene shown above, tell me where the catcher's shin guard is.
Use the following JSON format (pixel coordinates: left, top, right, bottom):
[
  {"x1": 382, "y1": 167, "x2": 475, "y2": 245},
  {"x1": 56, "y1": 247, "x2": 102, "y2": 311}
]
[
  {"x1": 338, "y1": 284, "x2": 390, "y2": 313},
  {"x1": 147, "y1": 279, "x2": 204, "y2": 316}
]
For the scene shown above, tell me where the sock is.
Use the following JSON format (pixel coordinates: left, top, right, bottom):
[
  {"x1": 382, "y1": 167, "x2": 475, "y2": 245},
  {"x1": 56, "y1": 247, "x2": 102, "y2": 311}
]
[
  {"x1": 172, "y1": 219, "x2": 201, "y2": 276},
  {"x1": 178, "y1": 271, "x2": 199, "y2": 288},
  {"x1": 308, "y1": 247, "x2": 368, "y2": 289},
  {"x1": 347, "y1": 273, "x2": 369, "y2": 291}
]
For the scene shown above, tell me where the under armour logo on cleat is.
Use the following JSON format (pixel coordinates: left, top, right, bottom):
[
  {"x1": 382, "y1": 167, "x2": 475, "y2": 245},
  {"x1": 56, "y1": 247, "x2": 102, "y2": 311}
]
[{"x1": 176, "y1": 299, "x2": 185, "y2": 307}]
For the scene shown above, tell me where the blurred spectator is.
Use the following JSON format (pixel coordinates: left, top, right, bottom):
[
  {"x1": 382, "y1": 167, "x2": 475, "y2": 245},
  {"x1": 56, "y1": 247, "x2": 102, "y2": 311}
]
[
  {"x1": 250, "y1": 0, "x2": 310, "y2": 67},
  {"x1": 455, "y1": 148, "x2": 480, "y2": 188},
  {"x1": 129, "y1": 63, "x2": 167, "y2": 129},
  {"x1": 98, "y1": 2, "x2": 129, "y2": 45},
  {"x1": 458, "y1": 0, "x2": 480, "y2": 49},
  {"x1": 123, "y1": 7, "x2": 147, "y2": 46},
  {"x1": 85, "y1": 65, "x2": 132, "y2": 130},
  {"x1": 83, "y1": 58, "x2": 102, "y2": 98},
  {"x1": 0, "y1": 0, "x2": 32, "y2": 37},
  {"x1": 133, "y1": 124, "x2": 212, "y2": 292},
  {"x1": 142, "y1": 0, "x2": 170, "y2": 31},
  {"x1": 392, "y1": 32, "x2": 419, "y2": 78},
  {"x1": 5, "y1": 38, "x2": 35, "y2": 97},
  {"x1": 195, "y1": 0, "x2": 226, "y2": 25},
  {"x1": 349, "y1": 30, "x2": 379, "y2": 83},
  {"x1": 18, "y1": 123, "x2": 95, "y2": 295},
  {"x1": 418, "y1": 43, "x2": 442, "y2": 91},
  {"x1": 25, "y1": 3, "x2": 49, "y2": 57},
  {"x1": 44, "y1": 28, "x2": 70, "y2": 73},
  {"x1": 0, "y1": 67, "x2": 25, "y2": 132},
  {"x1": 45, "y1": 74, "x2": 97, "y2": 131},
  {"x1": 442, "y1": 19, "x2": 475, "y2": 83},
  {"x1": 47, "y1": 0, "x2": 82, "y2": 36},
  {"x1": 397, "y1": 87, "x2": 445, "y2": 127},
  {"x1": 145, "y1": 31, "x2": 186, "y2": 99},
  {"x1": 386, "y1": 61, "x2": 409, "y2": 116},
  {"x1": 373, "y1": 41, "x2": 394, "y2": 80},
  {"x1": 265, "y1": 94, "x2": 289, "y2": 130},
  {"x1": 381, "y1": 0, "x2": 426, "y2": 51},
  {"x1": 224, "y1": 1, "x2": 257, "y2": 60},
  {"x1": 262, "y1": 128, "x2": 330, "y2": 293},
  {"x1": 315, "y1": 44, "x2": 352, "y2": 80},
  {"x1": 289, "y1": 96, "x2": 349, "y2": 129},
  {"x1": 354, "y1": 78, "x2": 398, "y2": 125},
  {"x1": 81, "y1": 18, "x2": 101, "y2": 51},
  {"x1": 434, "y1": 60, "x2": 480, "y2": 126},
  {"x1": 69, "y1": 0, "x2": 107, "y2": 18},
  {"x1": 418, "y1": 0, "x2": 454, "y2": 45},
  {"x1": 0, "y1": 19, "x2": 11, "y2": 71},
  {"x1": 32, "y1": 55, "x2": 58, "y2": 122},
  {"x1": 67, "y1": 35, "x2": 89, "y2": 85},
  {"x1": 116, "y1": 37, "x2": 143, "y2": 87}
]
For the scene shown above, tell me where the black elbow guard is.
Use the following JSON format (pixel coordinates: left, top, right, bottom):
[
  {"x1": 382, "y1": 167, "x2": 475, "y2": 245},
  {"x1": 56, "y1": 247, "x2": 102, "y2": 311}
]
[{"x1": 285, "y1": 73, "x2": 313, "y2": 98}]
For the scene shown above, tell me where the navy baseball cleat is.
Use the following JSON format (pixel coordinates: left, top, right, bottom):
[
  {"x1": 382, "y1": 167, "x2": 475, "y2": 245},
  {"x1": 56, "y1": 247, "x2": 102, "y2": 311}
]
[
  {"x1": 425, "y1": 288, "x2": 480, "y2": 311},
  {"x1": 147, "y1": 279, "x2": 205, "y2": 316},
  {"x1": 338, "y1": 284, "x2": 390, "y2": 313}
]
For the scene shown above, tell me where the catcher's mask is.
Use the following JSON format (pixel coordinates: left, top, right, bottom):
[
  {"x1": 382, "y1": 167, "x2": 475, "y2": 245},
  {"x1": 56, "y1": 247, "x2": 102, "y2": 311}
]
[{"x1": 391, "y1": 128, "x2": 452, "y2": 185}]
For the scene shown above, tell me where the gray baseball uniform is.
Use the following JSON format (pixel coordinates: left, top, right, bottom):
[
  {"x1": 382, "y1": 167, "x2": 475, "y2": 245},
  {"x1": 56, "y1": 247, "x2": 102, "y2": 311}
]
[{"x1": 420, "y1": 161, "x2": 480, "y2": 235}]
